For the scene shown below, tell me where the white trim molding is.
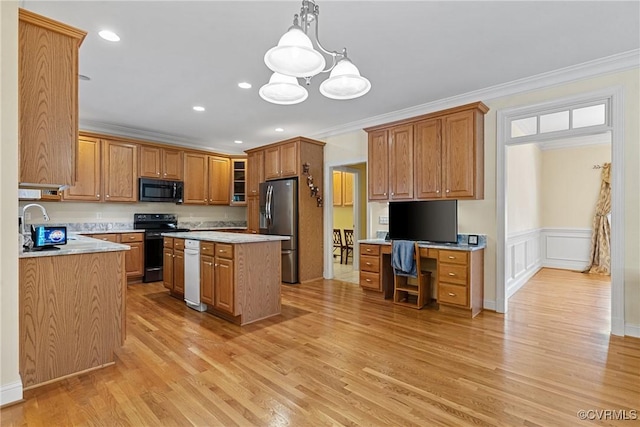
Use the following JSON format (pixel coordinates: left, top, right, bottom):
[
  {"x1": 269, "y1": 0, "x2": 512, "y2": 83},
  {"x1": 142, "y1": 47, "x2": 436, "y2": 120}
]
[
  {"x1": 541, "y1": 228, "x2": 592, "y2": 271},
  {"x1": 1, "y1": 380, "x2": 23, "y2": 406},
  {"x1": 506, "y1": 229, "x2": 543, "y2": 298},
  {"x1": 625, "y1": 324, "x2": 640, "y2": 338}
]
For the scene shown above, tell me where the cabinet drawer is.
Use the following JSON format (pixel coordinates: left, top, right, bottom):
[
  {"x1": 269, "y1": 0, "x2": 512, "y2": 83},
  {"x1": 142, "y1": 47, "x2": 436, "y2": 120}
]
[
  {"x1": 438, "y1": 283, "x2": 468, "y2": 307},
  {"x1": 439, "y1": 250, "x2": 468, "y2": 265},
  {"x1": 173, "y1": 239, "x2": 185, "y2": 250},
  {"x1": 120, "y1": 232, "x2": 143, "y2": 243},
  {"x1": 201, "y1": 242, "x2": 215, "y2": 256},
  {"x1": 215, "y1": 243, "x2": 233, "y2": 259},
  {"x1": 360, "y1": 244, "x2": 380, "y2": 256},
  {"x1": 360, "y1": 255, "x2": 380, "y2": 273},
  {"x1": 92, "y1": 234, "x2": 118, "y2": 243},
  {"x1": 359, "y1": 271, "x2": 381, "y2": 291},
  {"x1": 163, "y1": 237, "x2": 173, "y2": 248},
  {"x1": 438, "y1": 263, "x2": 468, "y2": 285}
]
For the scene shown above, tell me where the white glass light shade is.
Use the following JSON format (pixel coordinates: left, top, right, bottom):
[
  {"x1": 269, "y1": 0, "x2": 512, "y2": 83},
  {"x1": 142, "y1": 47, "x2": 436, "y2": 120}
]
[
  {"x1": 264, "y1": 26, "x2": 326, "y2": 77},
  {"x1": 259, "y1": 73, "x2": 308, "y2": 105},
  {"x1": 319, "y1": 58, "x2": 371, "y2": 100}
]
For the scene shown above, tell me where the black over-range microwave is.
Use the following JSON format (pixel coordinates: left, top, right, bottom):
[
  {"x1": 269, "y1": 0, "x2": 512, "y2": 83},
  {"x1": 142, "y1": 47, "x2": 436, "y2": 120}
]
[{"x1": 139, "y1": 178, "x2": 184, "y2": 203}]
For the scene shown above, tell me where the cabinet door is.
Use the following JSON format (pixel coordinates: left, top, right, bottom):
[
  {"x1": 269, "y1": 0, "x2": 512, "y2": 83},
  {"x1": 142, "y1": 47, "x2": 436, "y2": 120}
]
[
  {"x1": 230, "y1": 159, "x2": 247, "y2": 206},
  {"x1": 443, "y1": 110, "x2": 475, "y2": 198},
  {"x1": 102, "y1": 140, "x2": 138, "y2": 202},
  {"x1": 279, "y1": 142, "x2": 299, "y2": 177},
  {"x1": 208, "y1": 156, "x2": 231, "y2": 205},
  {"x1": 19, "y1": 11, "x2": 84, "y2": 187},
  {"x1": 173, "y1": 250, "x2": 185, "y2": 294},
  {"x1": 333, "y1": 171, "x2": 343, "y2": 206},
  {"x1": 343, "y1": 172, "x2": 354, "y2": 206},
  {"x1": 139, "y1": 146, "x2": 161, "y2": 178},
  {"x1": 163, "y1": 249, "x2": 174, "y2": 291},
  {"x1": 264, "y1": 146, "x2": 281, "y2": 180},
  {"x1": 64, "y1": 137, "x2": 101, "y2": 201},
  {"x1": 246, "y1": 196, "x2": 259, "y2": 234},
  {"x1": 124, "y1": 242, "x2": 144, "y2": 278},
  {"x1": 368, "y1": 130, "x2": 389, "y2": 200},
  {"x1": 162, "y1": 148, "x2": 183, "y2": 180},
  {"x1": 200, "y1": 254, "x2": 214, "y2": 305},
  {"x1": 389, "y1": 125, "x2": 414, "y2": 200},
  {"x1": 183, "y1": 152, "x2": 208, "y2": 205},
  {"x1": 247, "y1": 150, "x2": 264, "y2": 197},
  {"x1": 414, "y1": 118, "x2": 443, "y2": 199},
  {"x1": 214, "y1": 257, "x2": 234, "y2": 314}
]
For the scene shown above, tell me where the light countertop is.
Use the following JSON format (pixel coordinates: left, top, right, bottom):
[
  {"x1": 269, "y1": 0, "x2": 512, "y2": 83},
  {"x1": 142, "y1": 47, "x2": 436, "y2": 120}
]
[
  {"x1": 162, "y1": 231, "x2": 290, "y2": 244},
  {"x1": 20, "y1": 234, "x2": 130, "y2": 258},
  {"x1": 358, "y1": 238, "x2": 486, "y2": 252},
  {"x1": 79, "y1": 229, "x2": 143, "y2": 235}
]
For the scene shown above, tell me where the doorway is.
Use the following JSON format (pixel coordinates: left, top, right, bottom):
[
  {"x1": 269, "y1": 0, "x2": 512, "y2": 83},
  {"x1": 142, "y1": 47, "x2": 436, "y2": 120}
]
[{"x1": 497, "y1": 88, "x2": 624, "y2": 335}]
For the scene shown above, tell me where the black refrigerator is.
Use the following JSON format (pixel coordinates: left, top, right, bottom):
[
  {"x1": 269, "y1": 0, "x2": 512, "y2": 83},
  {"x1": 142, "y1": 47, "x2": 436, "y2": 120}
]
[{"x1": 259, "y1": 178, "x2": 298, "y2": 283}]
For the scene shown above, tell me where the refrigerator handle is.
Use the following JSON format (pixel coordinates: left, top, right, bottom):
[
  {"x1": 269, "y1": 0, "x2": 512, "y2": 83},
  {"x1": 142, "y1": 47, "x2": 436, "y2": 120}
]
[{"x1": 266, "y1": 185, "x2": 273, "y2": 225}]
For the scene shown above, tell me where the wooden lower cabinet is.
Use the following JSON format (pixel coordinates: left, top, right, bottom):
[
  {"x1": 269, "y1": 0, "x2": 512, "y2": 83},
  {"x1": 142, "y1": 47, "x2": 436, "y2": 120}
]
[
  {"x1": 163, "y1": 237, "x2": 185, "y2": 295},
  {"x1": 200, "y1": 254, "x2": 214, "y2": 305},
  {"x1": 173, "y1": 249, "x2": 185, "y2": 295},
  {"x1": 87, "y1": 232, "x2": 144, "y2": 281},
  {"x1": 163, "y1": 247, "x2": 174, "y2": 291},
  {"x1": 214, "y1": 256, "x2": 234, "y2": 314},
  {"x1": 359, "y1": 244, "x2": 382, "y2": 291}
]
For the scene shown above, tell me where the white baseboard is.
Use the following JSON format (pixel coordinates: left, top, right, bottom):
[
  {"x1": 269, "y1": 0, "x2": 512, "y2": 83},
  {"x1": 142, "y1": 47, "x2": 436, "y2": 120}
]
[
  {"x1": 483, "y1": 299, "x2": 496, "y2": 311},
  {"x1": 1, "y1": 381, "x2": 23, "y2": 406},
  {"x1": 625, "y1": 323, "x2": 640, "y2": 338},
  {"x1": 541, "y1": 228, "x2": 592, "y2": 271}
]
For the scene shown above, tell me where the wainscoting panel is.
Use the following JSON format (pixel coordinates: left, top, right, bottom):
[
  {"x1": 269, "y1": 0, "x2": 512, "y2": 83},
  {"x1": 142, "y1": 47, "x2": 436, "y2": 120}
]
[
  {"x1": 506, "y1": 229, "x2": 542, "y2": 298},
  {"x1": 541, "y1": 228, "x2": 592, "y2": 271}
]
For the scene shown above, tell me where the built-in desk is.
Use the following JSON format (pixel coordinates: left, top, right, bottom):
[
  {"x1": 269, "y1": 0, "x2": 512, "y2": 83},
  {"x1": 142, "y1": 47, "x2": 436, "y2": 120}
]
[{"x1": 358, "y1": 239, "x2": 485, "y2": 317}]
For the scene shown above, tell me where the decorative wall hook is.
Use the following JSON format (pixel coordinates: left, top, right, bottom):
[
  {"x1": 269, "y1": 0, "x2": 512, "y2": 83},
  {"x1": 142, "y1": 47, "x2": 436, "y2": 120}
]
[{"x1": 302, "y1": 162, "x2": 322, "y2": 207}]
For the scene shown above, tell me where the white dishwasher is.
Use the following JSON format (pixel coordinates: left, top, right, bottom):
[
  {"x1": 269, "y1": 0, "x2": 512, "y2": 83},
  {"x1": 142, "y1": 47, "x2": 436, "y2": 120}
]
[{"x1": 184, "y1": 239, "x2": 207, "y2": 312}]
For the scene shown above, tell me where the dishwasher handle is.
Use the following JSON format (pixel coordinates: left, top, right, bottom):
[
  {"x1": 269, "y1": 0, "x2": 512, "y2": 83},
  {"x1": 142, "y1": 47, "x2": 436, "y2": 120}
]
[{"x1": 184, "y1": 249, "x2": 199, "y2": 255}]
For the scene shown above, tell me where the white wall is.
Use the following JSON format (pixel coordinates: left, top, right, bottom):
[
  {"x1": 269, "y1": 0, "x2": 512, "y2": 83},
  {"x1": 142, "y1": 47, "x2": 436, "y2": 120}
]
[
  {"x1": 507, "y1": 143, "x2": 543, "y2": 234},
  {"x1": 0, "y1": 0, "x2": 22, "y2": 405}
]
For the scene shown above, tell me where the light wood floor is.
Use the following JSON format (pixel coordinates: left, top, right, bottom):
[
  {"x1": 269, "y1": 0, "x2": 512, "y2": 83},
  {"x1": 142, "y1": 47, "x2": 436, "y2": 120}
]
[{"x1": 3, "y1": 268, "x2": 639, "y2": 426}]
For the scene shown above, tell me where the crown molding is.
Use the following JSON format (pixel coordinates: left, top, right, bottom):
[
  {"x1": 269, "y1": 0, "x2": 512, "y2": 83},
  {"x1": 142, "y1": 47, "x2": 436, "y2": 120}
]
[{"x1": 311, "y1": 49, "x2": 640, "y2": 140}]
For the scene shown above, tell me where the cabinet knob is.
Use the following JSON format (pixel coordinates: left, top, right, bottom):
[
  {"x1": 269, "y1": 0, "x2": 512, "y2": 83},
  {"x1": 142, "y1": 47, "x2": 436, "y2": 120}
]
[
  {"x1": 96, "y1": 194, "x2": 100, "y2": 198},
  {"x1": 215, "y1": 263, "x2": 219, "y2": 267},
  {"x1": 391, "y1": 192, "x2": 394, "y2": 196},
  {"x1": 448, "y1": 272, "x2": 455, "y2": 276},
  {"x1": 436, "y1": 190, "x2": 440, "y2": 194},
  {"x1": 204, "y1": 262, "x2": 212, "y2": 266},
  {"x1": 365, "y1": 279, "x2": 372, "y2": 282},
  {"x1": 106, "y1": 195, "x2": 110, "y2": 198},
  {"x1": 448, "y1": 292, "x2": 456, "y2": 297},
  {"x1": 366, "y1": 249, "x2": 371, "y2": 252},
  {"x1": 448, "y1": 256, "x2": 455, "y2": 259},
  {"x1": 163, "y1": 172, "x2": 167, "y2": 176},
  {"x1": 446, "y1": 189, "x2": 450, "y2": 193},
  {"x1": 366, "y1": 262, "x2": 372, "y2": 266},
  {"x1": 383, "y1": 192, "x2": 387, "y2": 196}
]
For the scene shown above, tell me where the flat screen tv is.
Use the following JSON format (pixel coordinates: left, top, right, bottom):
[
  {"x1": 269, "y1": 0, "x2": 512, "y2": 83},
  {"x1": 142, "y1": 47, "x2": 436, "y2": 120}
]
[{"x1": 388, "y1": 200, "x2": 458, "y2": 243}]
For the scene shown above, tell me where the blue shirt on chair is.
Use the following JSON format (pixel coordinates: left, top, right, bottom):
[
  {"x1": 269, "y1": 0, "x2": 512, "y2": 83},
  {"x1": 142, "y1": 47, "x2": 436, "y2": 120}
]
[{"x1": 392, "y1": 240, "x2": 417, "y2": 277}]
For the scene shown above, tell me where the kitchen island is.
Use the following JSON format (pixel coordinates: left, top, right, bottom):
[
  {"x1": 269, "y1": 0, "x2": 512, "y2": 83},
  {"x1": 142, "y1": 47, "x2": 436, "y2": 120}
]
[
  {"x1": 162, "y1": 231, "x2": 289, "y2": 326},
  {"x1": 19, "y1": 235, "x2": 129, "y2": 389}
]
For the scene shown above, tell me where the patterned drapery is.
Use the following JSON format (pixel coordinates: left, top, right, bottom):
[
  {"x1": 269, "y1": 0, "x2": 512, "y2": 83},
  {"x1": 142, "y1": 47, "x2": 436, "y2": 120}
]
[{"x1": 584, "y1": 162, "x2": 611, "y2": 275}]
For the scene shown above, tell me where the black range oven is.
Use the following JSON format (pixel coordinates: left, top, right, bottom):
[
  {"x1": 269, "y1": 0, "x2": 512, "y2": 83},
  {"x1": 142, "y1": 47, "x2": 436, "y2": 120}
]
[{"x1": 133, "y1": 213, "x2": 189, "y2": 282}]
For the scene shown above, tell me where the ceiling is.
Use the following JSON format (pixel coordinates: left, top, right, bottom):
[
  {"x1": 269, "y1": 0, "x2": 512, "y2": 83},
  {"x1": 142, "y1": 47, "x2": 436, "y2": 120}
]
[{"x1": 22, "y1": 1, "x2": 640, "y2": 155}]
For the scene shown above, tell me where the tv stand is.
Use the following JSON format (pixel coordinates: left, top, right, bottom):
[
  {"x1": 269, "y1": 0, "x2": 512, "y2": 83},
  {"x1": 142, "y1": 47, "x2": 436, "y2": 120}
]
[{"x1": 359, "y1": 241, "x2": 485, "y2": 317}]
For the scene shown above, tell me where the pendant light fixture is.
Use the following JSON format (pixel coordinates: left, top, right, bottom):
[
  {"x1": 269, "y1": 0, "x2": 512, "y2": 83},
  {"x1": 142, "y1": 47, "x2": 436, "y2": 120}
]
[{"x1": 260, "y1": 0, "x2": 370, "y2": 105}]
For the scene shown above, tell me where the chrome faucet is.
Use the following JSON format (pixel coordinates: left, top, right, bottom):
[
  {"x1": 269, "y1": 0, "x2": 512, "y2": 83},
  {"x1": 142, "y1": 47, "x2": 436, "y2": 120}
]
[{"x1": 21, "y1": 203, "x2": 50, "y2": 235}]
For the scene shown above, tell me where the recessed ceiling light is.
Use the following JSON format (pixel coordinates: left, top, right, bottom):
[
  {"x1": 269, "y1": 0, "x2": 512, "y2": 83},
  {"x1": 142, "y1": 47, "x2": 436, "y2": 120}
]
[
  {"x1": 234, "y1": 140, "x2": 243, "y2": 144},
  {"x1": 275, "y1": 127, "x2": 284, "y2": 132},
  {"x1": 238, "y1": 82, "x2": 252, "y2": 89},
  {"x1": 193, "y1": 106, "x2": 205, "y2": 112},
  {"x1": 98, "y1": 30, "x2": 120, "y2": 42}
]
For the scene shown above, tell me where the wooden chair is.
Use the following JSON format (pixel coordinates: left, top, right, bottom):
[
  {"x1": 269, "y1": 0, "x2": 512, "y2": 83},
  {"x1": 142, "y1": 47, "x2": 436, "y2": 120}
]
[
  {"x1": 343, "y1": 229, "x2": 354, "y2": 265},
  {"x1": 333, "y1": 229, "x2": 345, "y2": 264},
  {"x1": 393, "y1": 242, "x2": 431, "y2": 309}
]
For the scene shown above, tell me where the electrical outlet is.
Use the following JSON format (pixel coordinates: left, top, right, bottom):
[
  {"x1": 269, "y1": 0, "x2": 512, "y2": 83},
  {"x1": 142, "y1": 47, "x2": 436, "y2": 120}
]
[
  {"x1": 96, "y1": 212, "x2": 102, "y2": 219},
  {"x1": 379, "y1": 216, "x2": 389, "y2": 225}
]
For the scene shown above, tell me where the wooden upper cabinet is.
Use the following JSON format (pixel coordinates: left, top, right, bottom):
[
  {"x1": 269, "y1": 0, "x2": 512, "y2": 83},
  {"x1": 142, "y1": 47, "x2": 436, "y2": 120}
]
[
  {"x1": 230, "y1": 159, "x2": 247, "y2": 206},
  {"x1": 415, "y1": 118, "x2": 443, "y2": 199},
  {"x1": 368, "y1": 130, "x2": 389, "y2": 200},
  {"x1": 140, "y1": 146, "x2": 183, "y2": 180},
  {"x1": 443, "y1": 110, "x2": 483, "y2": 199},
  {"x1": 264, "y1": 141, "x2": 299, "y2": 180},
  {"x1": 247, "y1": 150, "x2": 264, "y2": 197},
  {"x1": 183, "y1": 153, "x2": 208, "y2": 205},
  {"x1": 208, "y1": 156, "x2": 230, "y2": 205},
  {"x1": 102, "y1": 140, "x2": 138, "y2": 202},
  {"x1": 389, "y1": 125, "x2": 414, "y2": 200},
  {"x1": 343, "y1": 172, "x2": 354, "y2": 207},
  {"x1": 333, "y1": 171, "x2": 343, "y2": 206},
  {"x1": 63, "y1": 137, "x2": 101, "y2": 201},
  {"x1": 18, "y1": 9, "x2": 86, "y2": 187},
  {"x1": 365, "y1": 102, "x2": 487, "y2": 201},
  {"x1": 246, "y1": 196, "x2": 259, "y2": 234}
]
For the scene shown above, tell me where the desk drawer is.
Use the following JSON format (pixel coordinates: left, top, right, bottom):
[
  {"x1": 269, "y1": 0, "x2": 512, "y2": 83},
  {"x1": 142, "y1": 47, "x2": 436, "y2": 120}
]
[
  {"x1": 120, "y1": 232, "x2": 143, "y2": 243},
  {"x1": 439, "y1": 263, "x2": 468, "y2": 285},
  {"x1": 439, "y1": 250, "x2": 468, "y2": 265},
  {"x1": 201, "y1": 242, "x2": 214, "y2": 255},
  {"x1": 439, "y1": 283, "x2": 468, "y2": 307},
  {"x1": 215, "y1": 243, "x2": 234, "y2": 259},
  {"x1": 360, "y1": 254, "x2": 380, "y2": 273},
  {"x1": 360, "y1": 244, "x2": 380, "y2": 256},
  {"x1": 359, "y1": 271, "x2": 381, "y2": 291}
]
